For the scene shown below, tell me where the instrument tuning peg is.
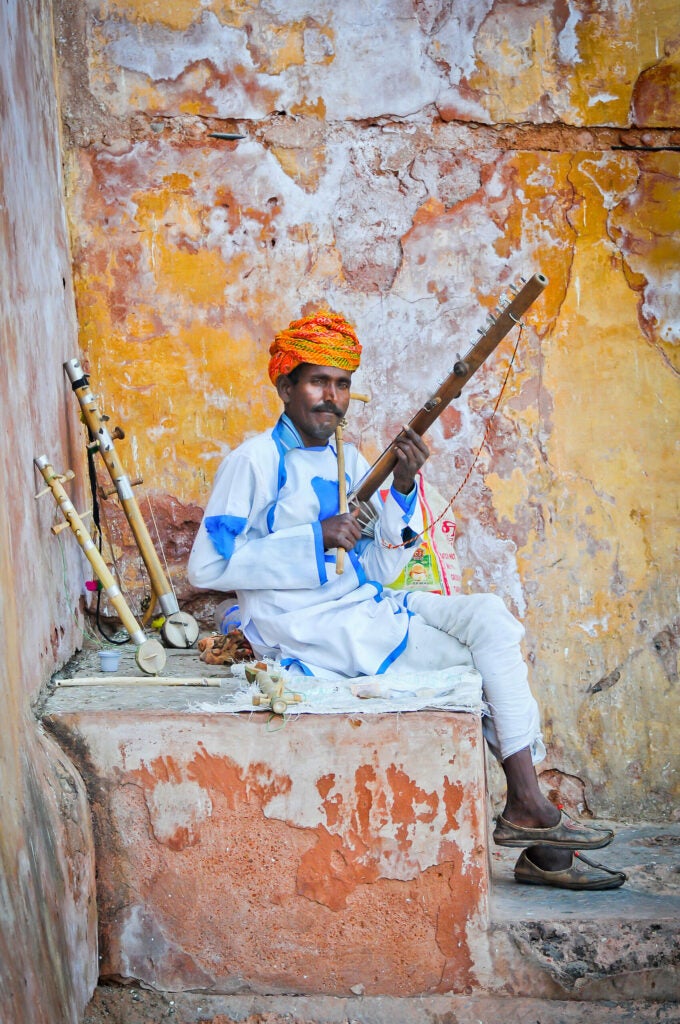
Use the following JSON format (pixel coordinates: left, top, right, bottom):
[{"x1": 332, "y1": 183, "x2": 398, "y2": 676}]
[
  {"x1": 52, "y1": 510, "x2": 92, "y2": 535},
  {"x1": 520, "y1": 276, "x2": 527, "y2": 283},
  {"x1": 34, "y1": 469, "x2": 75, "y2": 499}
]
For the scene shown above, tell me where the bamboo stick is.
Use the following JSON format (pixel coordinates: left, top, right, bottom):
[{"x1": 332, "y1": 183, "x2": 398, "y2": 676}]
[
  {"x1": 335, "y1": 421, "x2": 347, "y2": 575},
  {"x1": 56, "y1": 676, "x2": 222, "y2": 687}
]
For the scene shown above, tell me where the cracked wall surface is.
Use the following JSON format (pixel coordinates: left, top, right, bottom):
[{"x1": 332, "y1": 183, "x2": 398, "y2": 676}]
[
  {"x1": 0, "y1": 2, "x2": 98, "y2": 1021},
  {"x1": 54, "y1": 0, "x2": 679, "y2": 820}
]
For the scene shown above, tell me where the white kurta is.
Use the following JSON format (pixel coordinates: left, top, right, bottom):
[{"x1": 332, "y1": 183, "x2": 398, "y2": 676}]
[
  {"x1": 188, "y1": 415, "x2": 423, "y2": 677},
  {"x1": 188, "y1": 415, "x2": 545, "y2": 762}
]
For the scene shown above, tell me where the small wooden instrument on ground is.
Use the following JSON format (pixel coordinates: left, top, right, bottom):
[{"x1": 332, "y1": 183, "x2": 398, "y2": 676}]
[
  {"x1": 246, "y1": 662, "x2": 303, "y2": 716},
  {"x1": 348, "y1": 273, "x2": 548, "y2": 526},
  {"x1": 63, "y1": 358, "x2": 199, "y2": 649},
  {"x1": 34, "y1": 455, "x2": 167, "y2": 676}
]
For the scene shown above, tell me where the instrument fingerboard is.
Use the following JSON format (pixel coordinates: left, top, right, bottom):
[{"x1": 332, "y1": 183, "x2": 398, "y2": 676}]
[{"x1": 349, "y1": 273, "x2": 548, "y2": 505}]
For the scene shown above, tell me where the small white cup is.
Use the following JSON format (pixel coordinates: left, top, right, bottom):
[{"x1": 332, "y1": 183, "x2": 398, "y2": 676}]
[{"x1": 99, "y1": 649, "x2": 121, "y2": 673}]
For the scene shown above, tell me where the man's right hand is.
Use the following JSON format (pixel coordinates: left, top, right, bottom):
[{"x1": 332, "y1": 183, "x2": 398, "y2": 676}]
[{"x1": 321, "y1": 511, "x2": 362, "y2": 551}]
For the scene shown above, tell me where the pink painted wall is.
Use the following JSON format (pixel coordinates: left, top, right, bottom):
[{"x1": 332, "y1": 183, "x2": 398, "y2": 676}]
[
  {"x1": 0, "y1": 1, "x2": 97, "y2": 1020},
  {"x1": 54, "y1": 0, "x2": 679, "y2": 820}
]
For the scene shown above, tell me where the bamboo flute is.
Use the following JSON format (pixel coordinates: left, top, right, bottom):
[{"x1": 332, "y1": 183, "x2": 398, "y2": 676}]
[{"x1": 335, "y1": 420, "x2": 348, "y2": 574}]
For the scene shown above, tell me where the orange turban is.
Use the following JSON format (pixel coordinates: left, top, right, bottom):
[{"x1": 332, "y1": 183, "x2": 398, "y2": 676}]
[{"x1": 268, "y1": 311, "x2": 362, "y2": 385}]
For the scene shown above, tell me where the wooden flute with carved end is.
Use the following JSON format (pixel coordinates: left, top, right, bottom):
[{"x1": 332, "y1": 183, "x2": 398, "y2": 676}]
[{"x1": 348, "y1": 272, "x2": 548, "y2": 529}]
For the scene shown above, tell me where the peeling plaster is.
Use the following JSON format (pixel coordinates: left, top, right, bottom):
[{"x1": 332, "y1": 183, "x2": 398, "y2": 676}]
[{"x1": 55, "y1": 0, "x2": 680, "y2": 820}]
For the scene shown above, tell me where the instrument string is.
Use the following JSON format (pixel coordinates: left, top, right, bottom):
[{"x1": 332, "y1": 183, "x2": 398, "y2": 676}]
[
  {"x1": 85, "y1": 448, "x2": 142, "y2": 641},
  {"x1": 378, "y1": 323, "x2": 524, "y2": 551},
  {"x1": 95, "y1": 481, "x2": 146, "y2": 613},
  {"x1": 144, "y1": 494, "x2": 179, "y2": 603}
]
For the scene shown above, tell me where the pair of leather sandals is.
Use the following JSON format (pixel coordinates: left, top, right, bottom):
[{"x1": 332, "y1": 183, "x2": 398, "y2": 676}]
[{"x1": 494, "y1": 811, "x2": 627, "y2": 890}]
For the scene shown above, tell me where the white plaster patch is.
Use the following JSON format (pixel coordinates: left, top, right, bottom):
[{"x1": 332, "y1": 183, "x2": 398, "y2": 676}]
[
  {"x1": 260, "y1": 723, "x2": 482, "y2": 877},
  {"x1": 458, "y1": 518, "x2": 527, "y2": 618},
  {"x1": 587, "y1": 92, "x2": 620, "y2": 106},
  {"x1": 577, "y1": 616, "x2": 609, "y2": 638},
  {"x1": 428, "y1": 0, "x2": 496, "y2": 83},
  {"x1": 100, "y1": 12, "x2": 251, "y2": 86},
  {"x1": 641, "y1": 276, "x2": 680, "y2": 345},
  {"x1": 557, "y1": 2, "x2": 583, "y2": 65},
  {"x1": 96, "y1": 3, "x2": 443, "y2": 121},
  {"x1": 117, "y1": 904, "x2": 149, "y2": 976},
  {"x1": 144, "y1": 779, "x2": 213, "y2": 845}
]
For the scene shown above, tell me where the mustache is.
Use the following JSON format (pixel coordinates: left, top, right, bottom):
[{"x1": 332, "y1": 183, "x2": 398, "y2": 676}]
[{"x1": 311, "y1": 402, "x2": 343, "y2": 417}]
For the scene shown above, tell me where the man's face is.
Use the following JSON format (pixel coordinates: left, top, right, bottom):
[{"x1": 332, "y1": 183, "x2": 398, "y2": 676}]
[{"x1": 277, "y1": 363, "x2": 353, "y2": 447}]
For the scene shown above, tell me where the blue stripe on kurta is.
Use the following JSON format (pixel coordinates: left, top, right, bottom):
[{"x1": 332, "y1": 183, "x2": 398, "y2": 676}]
[
  {"x1": 390, "y1": 484, "x2": 417, "y2": 518},
  {"x1": 205, "y1": 514, "x2": 247, "y2": 560},
  {"x1": 348, "y1": 547, "x2": 365, "y2": 584},
  {"x1": 354, "y1": 537, "x2": 371, "y2": 556},
  {"x1": 281, "y1": 657, "x2": 314, "y2": 676},
  {"x1": 375, "y1": 606, "x2": 414, "y2": 674},
  {"x1": 267, "y1": 418, "x2": 293, "y2": 532},
  {"x1": 311, "y1": 476, "x2": 339, "y2": 519},
  {"x1": 219, "y1": 603, "x2": 241, "y2": 633}
]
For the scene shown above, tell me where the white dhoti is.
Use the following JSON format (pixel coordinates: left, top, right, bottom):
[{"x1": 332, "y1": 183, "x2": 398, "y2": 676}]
[{"x1": 392, "y1": 592, "x2": 545, "y2": 764}]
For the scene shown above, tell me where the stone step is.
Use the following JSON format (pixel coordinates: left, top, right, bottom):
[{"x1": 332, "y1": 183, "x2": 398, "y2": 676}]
[{"x1": 82, "y1": 985, "x2": 680, "y2": 1024}]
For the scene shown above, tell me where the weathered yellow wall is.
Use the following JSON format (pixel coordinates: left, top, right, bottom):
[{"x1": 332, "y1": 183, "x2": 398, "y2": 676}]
[{"x1": 55, "y1": 0, "x2": 679, "y2": 819}]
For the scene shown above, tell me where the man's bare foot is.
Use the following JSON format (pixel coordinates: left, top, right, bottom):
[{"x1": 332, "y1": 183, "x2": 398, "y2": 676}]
[
  {"x1": 500, "y1": 796, "x2": 561, "y2": 831},
  {"x1": 523, "y1": 844, "x2": 572, "y2": 871}
]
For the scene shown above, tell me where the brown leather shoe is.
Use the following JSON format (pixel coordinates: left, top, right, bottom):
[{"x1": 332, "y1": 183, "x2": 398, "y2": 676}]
[
  {"x1": 493, "y1": 810, "x2": 614, "y2": 850},
  {"x1": 514, "y1": 849, "x2": 626, "y2": 890}
]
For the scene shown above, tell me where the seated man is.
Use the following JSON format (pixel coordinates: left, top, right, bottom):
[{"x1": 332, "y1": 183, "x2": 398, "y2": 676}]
[{"x1": 188, "y1": 311, "x2": 625, "y2": 891}]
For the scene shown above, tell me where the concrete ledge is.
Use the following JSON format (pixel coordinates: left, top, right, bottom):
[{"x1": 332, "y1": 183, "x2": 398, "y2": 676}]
[{"x1": 44, "y1": 702, "x2": 489, "y2": 997}]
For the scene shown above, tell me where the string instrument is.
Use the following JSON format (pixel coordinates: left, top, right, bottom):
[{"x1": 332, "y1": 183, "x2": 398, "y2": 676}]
[
  {"x1": 63, "y1": 359, "x2": 199, "y2": 648},
  {"x1": 34, "y1": 456, "x2": 167, "y2": 675},
  {"x1": 348, "y1": 272, "x2": 548, "y2": 529}
]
